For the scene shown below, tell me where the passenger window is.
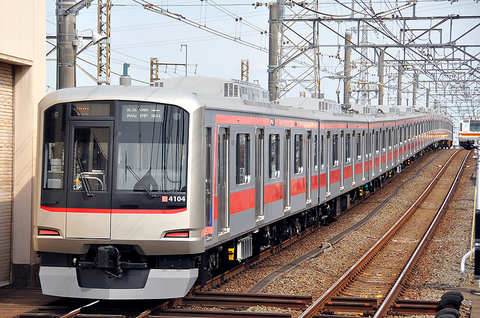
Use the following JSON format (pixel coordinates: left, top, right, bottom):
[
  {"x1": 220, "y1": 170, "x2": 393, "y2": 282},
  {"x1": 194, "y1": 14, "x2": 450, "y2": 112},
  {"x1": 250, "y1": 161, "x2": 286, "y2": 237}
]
[
  {"x1": 345, "y1": 133, "x2": 351, "y2": 163},
  {"x1": 294, "y1": 134, "x2": 303, "y2": 174},
  {"x1": 236, "y1": 133, "x2": 250, "y2": 184},
  {"x1": 269, "y1": 134, "x2": 280, "y2": 178}
]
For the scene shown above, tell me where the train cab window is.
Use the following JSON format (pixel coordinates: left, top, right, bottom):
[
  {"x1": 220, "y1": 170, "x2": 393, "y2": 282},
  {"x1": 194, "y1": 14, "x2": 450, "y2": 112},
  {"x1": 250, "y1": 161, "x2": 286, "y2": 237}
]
[
  {"x1": 356, "y1": 133, "x2": 361, "y2": 160},
  {"x1": 471, "y1": 121, "x2": 480, "y2": 131},
  {"x1": 236, "y1": 133, "x2": 251, "y2": 184},
  {"x1": 332, "y1": 134, "x2": 339, "y2": 166},
  {"x1": 42, "y1": 104, "x2": 66, "y2": 190},
  {"x1": 345, "y1": 134, "x2": 351, "y2": 163},
  {"x1": 116, "y1": 102, "x2": 189, "y2": 193},
  {"x1": 294, "y1": 134, "x2": 303, "y2": 174},
  {"x1": 72, "y1": 127, "x2": 110, "y2": 192},
  {"x1": 269, "y1": 134, "x2": 280, "y2": 178}
]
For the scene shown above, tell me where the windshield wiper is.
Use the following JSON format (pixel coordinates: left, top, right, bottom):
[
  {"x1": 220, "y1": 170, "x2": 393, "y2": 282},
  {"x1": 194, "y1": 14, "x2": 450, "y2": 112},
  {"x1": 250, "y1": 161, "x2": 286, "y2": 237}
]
[{"x1": 125, "y1": 166, "x2": 157, "y2": 199}]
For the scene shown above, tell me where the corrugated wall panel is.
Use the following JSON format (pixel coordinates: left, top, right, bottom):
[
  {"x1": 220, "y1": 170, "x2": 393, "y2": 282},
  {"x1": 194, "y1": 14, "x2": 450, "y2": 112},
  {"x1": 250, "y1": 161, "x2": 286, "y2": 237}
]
[{"x1": 0, "y1": 62, "x2": 13, "y2": 286}]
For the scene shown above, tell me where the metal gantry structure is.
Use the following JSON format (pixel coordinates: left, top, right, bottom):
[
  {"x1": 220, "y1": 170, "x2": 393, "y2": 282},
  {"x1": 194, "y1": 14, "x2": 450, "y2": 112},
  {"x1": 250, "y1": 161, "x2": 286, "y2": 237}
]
[
  {"x1": 268, "y1": 0, "x2": 480, "y2": 141},
  {"x1": 97, "y1": 0, "x2": 111, "y2": 85},
  {"x1": 52, "y1": 0, "x2": 480, "y2": 142}
]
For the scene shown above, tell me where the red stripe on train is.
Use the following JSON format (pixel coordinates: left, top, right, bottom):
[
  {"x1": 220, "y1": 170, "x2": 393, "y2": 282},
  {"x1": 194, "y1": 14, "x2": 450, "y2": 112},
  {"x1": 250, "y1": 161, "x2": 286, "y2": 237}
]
[{"x1": 40, "y1": 206, "x2": 187, "y2": 214}]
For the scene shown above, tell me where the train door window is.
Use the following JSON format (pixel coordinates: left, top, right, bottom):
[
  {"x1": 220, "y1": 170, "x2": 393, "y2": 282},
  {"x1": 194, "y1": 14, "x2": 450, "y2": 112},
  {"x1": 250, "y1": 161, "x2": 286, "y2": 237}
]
[
  {"x1": 42, "y1": 104, "x2": 66, "y2": 190},
  {"x1": 294, "y1": 134, "x2": 303, "y2": 174},
  {"x1": 205, "y1": 127, "x2": 212, "y2": 229},
  {"x1": 366, "y1": 132, "x2": 371, "y2": 157},
  {"x1": 332, "y1": 134, "x2": 339, "y2": 166},
  {"x1": 284, "y1": 130, "x2": 291, "y2": 211},
  {"x1": 320, "y1": 135, "x2": 324, "y2": 170},
  {"x1": 399, "y1": 127, "x2": 403, "y2": 145},
  {"x1": 356, "y1": 133, "x2": 361, "y2": 160},
  {"x1": 388, "y1": 129, "x2": 392, "y2": 150},
  {"x1": 345, "y1": 133, "x2": 351, "y2": 163},
  {"x1": 382, "y1": 130, "x2": 386, "y2": 152},
  {"x1": 236, "y1": 133, "x2": 250, "y2": 185},
  {"x1": 72, "y1": 127, "x2": 110, "y2": 192},
  {"x1": 269, "y1": 134, "x2": 280, "y2": 178},
  {"x1": 374, "y1": 131, "x2": 379, "y2": 155},
  {"x1": 218, "y1": 128, "x2": 230, "y2": 233},
  {"x1": 314, "y1": 134, "x2": 318, "y2": 171},
  {"x1": 255, "y1": 129, "x2": 264, "y2": 221}
]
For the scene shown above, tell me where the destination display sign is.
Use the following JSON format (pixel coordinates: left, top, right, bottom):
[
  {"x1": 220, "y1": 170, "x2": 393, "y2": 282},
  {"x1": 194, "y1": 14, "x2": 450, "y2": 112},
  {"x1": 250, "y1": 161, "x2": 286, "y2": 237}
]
[{"x1": 121, "y1": 104, "x2": 164, "y2": 122}]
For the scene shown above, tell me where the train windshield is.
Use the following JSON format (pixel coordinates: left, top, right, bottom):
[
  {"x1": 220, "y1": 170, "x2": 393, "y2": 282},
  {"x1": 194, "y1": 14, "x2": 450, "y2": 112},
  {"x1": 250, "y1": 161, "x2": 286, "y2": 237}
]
[
  {"x1": 470, "y1": 121, "x2": 480, "y2": 132},
  {"x1": 41, "y1": 100, "x2": 189, "y2": 204},
  {"x1": 116, "y1": 102, "x2": 189, "y2": 193}
]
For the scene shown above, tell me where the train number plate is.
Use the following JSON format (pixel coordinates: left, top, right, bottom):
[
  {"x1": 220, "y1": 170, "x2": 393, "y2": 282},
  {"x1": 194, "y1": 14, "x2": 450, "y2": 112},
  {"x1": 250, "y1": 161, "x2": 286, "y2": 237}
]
[{"x1": 162, "y1": 195, "x2": 186, "y2": 203}]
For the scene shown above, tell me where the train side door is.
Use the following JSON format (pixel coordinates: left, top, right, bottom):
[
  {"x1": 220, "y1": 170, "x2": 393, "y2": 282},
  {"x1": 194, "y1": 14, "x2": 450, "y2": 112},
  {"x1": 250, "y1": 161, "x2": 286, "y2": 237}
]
[
  {"x1": 255, "y1": 128, "x2": 265, "y2": 221},
  {"x1": 306, "y1": 131, "x2": 312, "y2": 204},
  {"x1": 326, "y1": 131, "x2": 331, "y2": 196},
  {"x1": 340, "y1": 131, "x2": 344, "y2": 190},
  {"x1": 66, "y1": 121, "x2": 113, "y2": 239},
  {"x1": 283, "y1": 130, "x2": 291, "y2": 212},
  {"x1": 205, "y1": 127, "x2": 213, "y2": 236},
  {"x1": 217, "y1": 127, "x2": 230, "y2": 235}
]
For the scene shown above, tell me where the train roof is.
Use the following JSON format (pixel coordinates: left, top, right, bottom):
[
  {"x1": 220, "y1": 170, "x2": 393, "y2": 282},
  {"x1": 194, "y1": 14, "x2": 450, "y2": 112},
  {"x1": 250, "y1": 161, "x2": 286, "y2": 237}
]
[{"x1": 39, "y1": 77, "x2": 450, "y2": 125}]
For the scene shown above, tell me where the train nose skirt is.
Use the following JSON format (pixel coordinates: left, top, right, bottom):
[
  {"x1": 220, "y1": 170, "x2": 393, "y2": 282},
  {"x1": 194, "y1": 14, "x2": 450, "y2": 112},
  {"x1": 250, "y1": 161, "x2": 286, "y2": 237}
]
[{"x1": 39, "y1": 266, "x2": 198, "y2": 299}]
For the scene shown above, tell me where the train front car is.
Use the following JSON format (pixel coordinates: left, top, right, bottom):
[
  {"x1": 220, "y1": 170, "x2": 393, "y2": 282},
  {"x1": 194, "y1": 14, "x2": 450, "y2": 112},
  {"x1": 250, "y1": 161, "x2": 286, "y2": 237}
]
[
  {"x1": 459, "y1": 117, "x2": 480, "y2": 149},
  {"x1": 34, "y1": 86, "x2": 205, "y2": 300}
]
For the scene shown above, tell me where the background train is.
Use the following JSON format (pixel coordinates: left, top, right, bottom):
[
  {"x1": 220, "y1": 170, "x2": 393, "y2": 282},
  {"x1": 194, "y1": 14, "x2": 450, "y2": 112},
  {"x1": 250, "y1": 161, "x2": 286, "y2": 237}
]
[
  {"x1": 459, "y1": 117, "x2": 480, "y2": 149},
  {"x1": 34, "y1": 77, "x2": 452, "y2": 300}
]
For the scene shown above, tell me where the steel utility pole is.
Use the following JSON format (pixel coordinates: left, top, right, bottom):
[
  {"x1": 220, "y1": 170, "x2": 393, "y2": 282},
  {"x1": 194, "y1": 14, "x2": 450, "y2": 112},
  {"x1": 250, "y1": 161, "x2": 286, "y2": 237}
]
[
  {"x1": 268, "y1": 2, "x2": 279, "y2": 101},
  {"x1": 97, "y1": 0, "x2": 111, "y2": 84},
  {"x1": 56, "y1": 0, "x2": 93, "y2": 89}
]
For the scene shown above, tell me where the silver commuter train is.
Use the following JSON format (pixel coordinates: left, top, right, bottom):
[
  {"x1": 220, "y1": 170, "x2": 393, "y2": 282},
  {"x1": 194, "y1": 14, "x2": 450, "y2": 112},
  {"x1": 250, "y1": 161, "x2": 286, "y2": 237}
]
[
  {"x1": 459, "y1": 117, "x2": 480, "y2": 149},
  {"x1": 34, "y1": 77, "x2": 453, "y2": 299}
]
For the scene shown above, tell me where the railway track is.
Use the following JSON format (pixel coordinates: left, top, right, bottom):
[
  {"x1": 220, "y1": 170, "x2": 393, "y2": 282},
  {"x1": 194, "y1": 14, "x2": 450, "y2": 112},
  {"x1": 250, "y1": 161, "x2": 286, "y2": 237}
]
[
  {"x1": 299, "y1": 149, "x2": 469, "y2": 318},
  {"x1": 13, "y1": 150, "x2": 467, "y2": 318}
]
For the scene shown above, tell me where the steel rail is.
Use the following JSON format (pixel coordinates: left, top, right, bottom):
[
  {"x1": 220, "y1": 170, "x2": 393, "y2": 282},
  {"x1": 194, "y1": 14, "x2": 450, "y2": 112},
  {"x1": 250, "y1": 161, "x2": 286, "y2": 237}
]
[
  {"x1": 298, "y1": 150, "x2": 463, "y2": 318},
  {"x1": 374, "y1": 150, "x2": 470, "y2": 318},
  {"x1": 182, "y1": 291, "x2": 312, "y2": 309}
]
